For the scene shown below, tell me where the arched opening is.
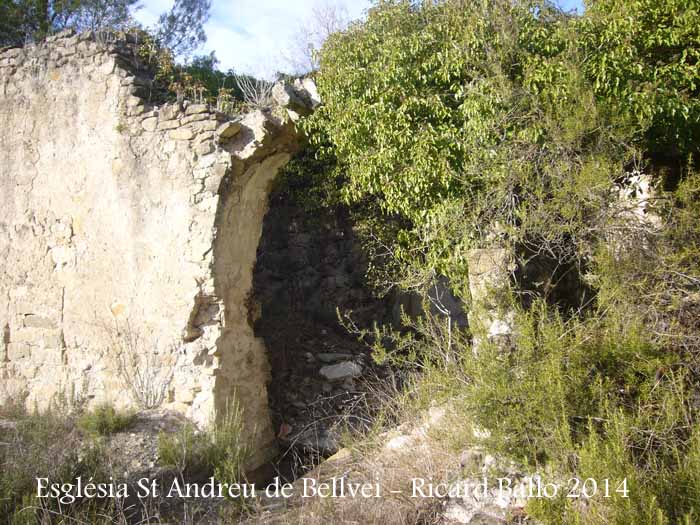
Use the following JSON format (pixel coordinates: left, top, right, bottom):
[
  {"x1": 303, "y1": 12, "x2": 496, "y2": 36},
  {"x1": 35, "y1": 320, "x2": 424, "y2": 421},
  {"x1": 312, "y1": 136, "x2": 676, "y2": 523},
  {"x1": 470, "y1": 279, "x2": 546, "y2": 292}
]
[{"x1": 251, "y1": 165, "x2": 391, "y2": 480}]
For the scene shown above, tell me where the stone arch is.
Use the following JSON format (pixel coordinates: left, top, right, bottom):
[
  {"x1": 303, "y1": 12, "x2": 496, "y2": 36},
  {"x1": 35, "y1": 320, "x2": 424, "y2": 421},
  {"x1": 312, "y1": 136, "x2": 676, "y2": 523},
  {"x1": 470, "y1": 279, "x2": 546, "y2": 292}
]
[{"x1": 211, "y1": 152, "x2": 294, "y2": 468}]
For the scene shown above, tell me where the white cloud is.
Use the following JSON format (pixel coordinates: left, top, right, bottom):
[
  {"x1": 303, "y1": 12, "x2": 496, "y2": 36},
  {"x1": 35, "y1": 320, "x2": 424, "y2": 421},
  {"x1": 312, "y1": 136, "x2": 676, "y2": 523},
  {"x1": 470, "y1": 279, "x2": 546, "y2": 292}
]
[{"x1": 134, "y1": 0, "x2": 373, "y2": 77}]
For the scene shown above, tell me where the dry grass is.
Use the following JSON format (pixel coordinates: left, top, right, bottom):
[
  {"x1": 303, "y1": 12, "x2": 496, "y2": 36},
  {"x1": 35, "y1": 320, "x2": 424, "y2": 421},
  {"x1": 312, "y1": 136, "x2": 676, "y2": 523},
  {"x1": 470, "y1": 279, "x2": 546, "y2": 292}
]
[{"x1": 246, "y1": 403, "x2": 460, "y2": 525}]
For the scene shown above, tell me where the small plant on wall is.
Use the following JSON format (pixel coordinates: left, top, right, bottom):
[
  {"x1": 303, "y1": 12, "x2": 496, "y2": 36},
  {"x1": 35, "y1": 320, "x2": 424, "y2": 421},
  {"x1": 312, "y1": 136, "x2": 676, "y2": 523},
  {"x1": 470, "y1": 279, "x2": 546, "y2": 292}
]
[{"x1": 106, "y1": 319, "x2": 177, "y2": 409}]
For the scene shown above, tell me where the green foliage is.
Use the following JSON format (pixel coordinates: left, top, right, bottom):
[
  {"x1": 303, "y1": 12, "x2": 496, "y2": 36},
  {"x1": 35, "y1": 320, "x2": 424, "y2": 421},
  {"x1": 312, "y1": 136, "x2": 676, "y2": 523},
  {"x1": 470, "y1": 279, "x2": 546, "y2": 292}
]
[
  {"x1": 0, "y1": 0, "x2": 33, "y2": 46},
  {"x1": 136, "y1": 42, "x2": 270, "y2": 112},
  {"x1": 378, "y1": 292, "x2": 699, "y2": 522},
  {"x1": 181, "y1": 52, "x2": 250, "y2": 105},
  {"x1": 460, "y1": 306, "x2": 671, "y2": 462},
  {"x1": 309, "y1": 0, "x2": 537, "y2": 223},
  {"x1": 158, "y1": 400, "x2": 248, "y2": 488},
  {"x1": 523, "y1": 365, "x2": 700, "y2": 524},
  {"x1": 153, "y1": 0, "x2": 210, "y2": 57},
  {"x1": 0, "y1": 0, "x2": 212, "y2": 59},
  {"x1": 0, "y1": 408, "x2": 107, "y2": 523},
  {"x1": 308, "y1": 0, "x2": 700, "y2": 296},
  {"x1": 272, "y1": 145, "x2": 345, "y2": 218},
  {"x1": 303, "y1": 1, "x2": 700, "y2": 522},
  {"x1": 77, "y1": 403, "x2": 135, "y2": 436},
  {"x1": 309, "y1": 1, "x2": 590, "y2": 289},
  {"x1": 361, "y1": 174, "x2": 700, "y2": 522},
  {"x1": 592, "y1": 170, "x2": 700, "y2": 339},
  {"x1": 579, "y1": 0, "x2": 700, "y2": 158},
  {"x1": 211, "y1": 407, "x2": 249, "y2": 488},
  {"x1": 0, "y1": 0, "x2": 139, "y2": 46},
  {"x1": 187, "y1": 64, "x2": 272, "y2": 114}
]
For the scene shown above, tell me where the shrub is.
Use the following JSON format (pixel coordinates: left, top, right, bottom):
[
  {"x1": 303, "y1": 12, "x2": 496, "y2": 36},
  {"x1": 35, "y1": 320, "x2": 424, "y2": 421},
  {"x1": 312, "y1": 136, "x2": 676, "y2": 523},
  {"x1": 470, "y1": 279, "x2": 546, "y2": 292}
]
[
  {"x1": 158, "y1": 423, "x2": 204, "y2": 474},
  {"x1": 210, "y1": 405, "x2": 249, "y2": 487},
  {"x1": 0, "y1": 409, "x2": 108, "y2": 523},
  {"x1": 371, "y1": 292, "x2": 699, "y2": 523},
  {"x1": 77, "y1": 404, "x2": 135, "y2": 436},
  {"x1": 369, "y1": 189, "x2": 700, "y2": 520},
  {"x1": 107, "y1": 320, "x2": 176, "y2": 410},
  {"x1": 158, "y1": 400, "x2": 248, "y2": 487},
  {"x1": 309, "y1": 0, "x2": 700, "y2": 299},
  {"x1": 524, "y1": 369, "x2": 700, "y2": 524},
  {"x1": 577, "y1": 0, "x2": 700, "y2": 159},
  {"x1": 243, "y1": 0, "x2": 700, "y2": 522}
]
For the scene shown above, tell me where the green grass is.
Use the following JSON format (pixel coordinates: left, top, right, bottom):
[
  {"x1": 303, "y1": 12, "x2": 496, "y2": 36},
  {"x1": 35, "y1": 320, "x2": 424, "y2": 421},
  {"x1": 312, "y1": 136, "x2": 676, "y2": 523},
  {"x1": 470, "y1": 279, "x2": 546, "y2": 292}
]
[
  {"x1": 158, "y1": 399, "x2": 249, "y2": 489},
  {"x1": 77, "y1": 404, "x2": 135, "y2": 436},
  {"x1": 0, "y1": 408, "x2": 107, "y2": 524}
]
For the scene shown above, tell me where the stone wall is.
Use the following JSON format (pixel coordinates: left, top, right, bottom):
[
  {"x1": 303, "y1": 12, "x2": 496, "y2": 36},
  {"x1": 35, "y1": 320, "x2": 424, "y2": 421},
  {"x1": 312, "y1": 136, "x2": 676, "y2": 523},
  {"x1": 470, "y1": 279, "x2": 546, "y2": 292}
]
[{"x1": 0, "y1": 30, "x2": 317, "y2": 468}]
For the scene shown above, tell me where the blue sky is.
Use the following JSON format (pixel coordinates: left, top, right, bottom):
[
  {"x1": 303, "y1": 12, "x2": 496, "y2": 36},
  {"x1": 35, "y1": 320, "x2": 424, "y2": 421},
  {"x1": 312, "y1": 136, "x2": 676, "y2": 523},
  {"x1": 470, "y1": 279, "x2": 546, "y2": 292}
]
[
  {"x1": 558, "y1": 0, "x2": 585, "y2": 11},
  {"x1": 134, "y1": 0, "x2": 585, "y2": 76}
]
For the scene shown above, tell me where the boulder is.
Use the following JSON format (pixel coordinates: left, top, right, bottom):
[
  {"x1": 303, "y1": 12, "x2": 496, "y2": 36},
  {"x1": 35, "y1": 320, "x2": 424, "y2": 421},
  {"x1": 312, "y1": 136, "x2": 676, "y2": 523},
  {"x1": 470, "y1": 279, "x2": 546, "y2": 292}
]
[{"x1": 319, "y1": 361, "x2": 362, "y2": 381}]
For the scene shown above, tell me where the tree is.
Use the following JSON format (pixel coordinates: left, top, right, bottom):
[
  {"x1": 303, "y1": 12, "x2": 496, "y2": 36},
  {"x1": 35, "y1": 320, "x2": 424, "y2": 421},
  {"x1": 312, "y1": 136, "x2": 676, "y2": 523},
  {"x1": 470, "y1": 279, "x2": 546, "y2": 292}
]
[
  {"x1": 181, "y1": 52, "x2": 272, "y2": 104},
  {"x1": 285, "y1": 0, "x2": 350, "y2": 73},
  {"x1": 183, "y1": 52, "x2": 226, "y2": 94},
  {"x1": 0, "y1": 1, "x2": 30, "y2": 46},
  {"x1": 0, "y1": 0, "x2": 211, "y2": 59},
  {"x1": 578, "y1": 0, "x2": 700, "y2": 161},
  {"x1": 154, "y1": 0, "x2": 210, "y2": 57},
  {"x1": 70, "y1": 0, "x2": 137, "y2": 32},
  {"x1": 0, "y1": 0, "x2": 139, "y2": 46},
  {"x1": 308, "y1": 0, "x2": 700, "y2": 279}
]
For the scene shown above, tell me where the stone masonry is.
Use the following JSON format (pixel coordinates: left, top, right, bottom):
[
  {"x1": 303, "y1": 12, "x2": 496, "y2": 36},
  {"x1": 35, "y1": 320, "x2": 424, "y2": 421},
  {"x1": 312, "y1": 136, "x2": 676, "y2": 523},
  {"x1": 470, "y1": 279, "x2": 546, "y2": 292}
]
[{"x1": 0, "y1": 30, "x2": 318, "y2": 469}]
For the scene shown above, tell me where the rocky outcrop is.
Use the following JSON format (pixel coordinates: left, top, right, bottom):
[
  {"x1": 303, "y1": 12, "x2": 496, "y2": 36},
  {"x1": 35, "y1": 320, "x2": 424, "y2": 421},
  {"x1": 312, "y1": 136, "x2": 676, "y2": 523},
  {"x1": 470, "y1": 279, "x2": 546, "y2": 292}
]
[{"x1": 0, "y1": 30, "x2": 315, "y2": 468}]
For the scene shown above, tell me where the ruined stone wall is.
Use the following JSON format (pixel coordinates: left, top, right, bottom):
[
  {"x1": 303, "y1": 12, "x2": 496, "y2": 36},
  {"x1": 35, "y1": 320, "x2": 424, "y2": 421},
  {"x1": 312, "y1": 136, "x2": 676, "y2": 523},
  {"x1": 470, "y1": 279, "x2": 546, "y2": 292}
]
[{"x1": 0, "y1": 30, "x2": 316, "y2": 468}]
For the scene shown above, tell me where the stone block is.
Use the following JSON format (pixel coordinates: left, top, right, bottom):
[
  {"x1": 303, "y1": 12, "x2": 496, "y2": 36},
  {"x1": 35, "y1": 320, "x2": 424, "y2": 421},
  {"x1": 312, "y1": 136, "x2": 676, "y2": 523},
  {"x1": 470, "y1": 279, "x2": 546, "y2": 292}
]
[
  {"x1": 157, "y1": 119, "x2": 180, "y2": 131},
  {"x1": 13, "y1": 329, "x2": 62, "y2": 348},
  {"x1": 182, "y1": 113, "x2": 209, "y2": 125},
  {"x1": 185, "y1": 104, "x2": 208, "y2": 115},
  {"x1": 169, "y1": 127, "x2": 194, "y2": 141},
  {"x1": 7, "y1": 343, "x2": 30, "y2": 361},
  {"x1": 126, "y1": 95, "x2": 142, "y2": 107},
  {"x1": 195, "y1": 141, "x2": 214, "y2": 156},
  {"x1": 23, "y1": 315, "x2": 56, "y2": 329},
  {"x1": 197, "y1": 153, "x2": 217, "y2": 169},
  {"x1": 174, "y1": 388, "x2": 195, "y2": 404},
  {"x1": 0, "y1": 46, "x2": 316, "y2": 472},
  {"x1": 216, "y1": 120, "x2": 241, "y2": 140},
  {"x1": 319, "y1": 361, "x2": 362, "y2": 381},
  {"x1": 195, "y1": 120, "x2": 217, "y2": 133},
  {"x1": 159, "y1": 104, "x2": 180, "y2": 121}
]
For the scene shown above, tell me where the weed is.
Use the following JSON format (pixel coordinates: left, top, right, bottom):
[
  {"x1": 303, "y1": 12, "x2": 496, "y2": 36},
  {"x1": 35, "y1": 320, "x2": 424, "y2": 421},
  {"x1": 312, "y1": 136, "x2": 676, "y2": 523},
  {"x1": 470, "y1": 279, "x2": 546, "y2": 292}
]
[
  {"x1": 158, "y1": 399, "x2": 248, "y2": 488},
  {"x1": 77, "y1": 404, "x2": 135, "y2": 436}
]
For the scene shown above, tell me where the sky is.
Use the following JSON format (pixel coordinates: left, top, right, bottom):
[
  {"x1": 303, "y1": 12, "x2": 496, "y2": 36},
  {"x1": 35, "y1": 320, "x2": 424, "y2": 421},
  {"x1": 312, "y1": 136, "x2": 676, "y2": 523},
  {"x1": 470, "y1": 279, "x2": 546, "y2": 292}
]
[{"x1": 134, "y1": 0, "x2": 585, "y2": 77}]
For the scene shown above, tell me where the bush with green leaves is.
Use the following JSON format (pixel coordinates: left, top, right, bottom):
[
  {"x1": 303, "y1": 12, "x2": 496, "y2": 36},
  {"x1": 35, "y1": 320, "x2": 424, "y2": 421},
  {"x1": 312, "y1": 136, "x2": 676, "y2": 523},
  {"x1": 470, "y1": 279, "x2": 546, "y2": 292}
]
[
  {"x1": 303, "y1": 0, "x2": 700, "y2": 523},
  {"x1": 158, "y1": 401, "x2": 248, "y2": 488},
  {"x1": 77, "y1": 404, "x2": 135, "y2": 436},
  {"x1": 307, "y1": 0, "x2": 699, "y2": 296},
  {"x1": 472, "y1": 306, "x2": 700, "y2": 524},
  {"x1": 577, "y1": 0, "x2": 700, "y2": 159},
  {"x1": 377, "y1": 284, "x2": 700, "y2": 522},
  {"x1": 0, "y1": 408, "x2": 108, "y2": 524}
]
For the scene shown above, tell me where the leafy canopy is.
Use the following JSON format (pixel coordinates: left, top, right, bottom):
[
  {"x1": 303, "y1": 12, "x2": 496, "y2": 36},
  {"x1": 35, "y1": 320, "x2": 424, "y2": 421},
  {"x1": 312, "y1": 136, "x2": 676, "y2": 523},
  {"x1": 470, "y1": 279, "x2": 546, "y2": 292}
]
[
  {"x1": 0, "y1": 0, "x2": 211, "y2": 59},
  {"x1": 0, "y1": 0, "x2": 138, "y2": 45},
  {"x1": 308, "y1": 0, "x2": 700, "y2": 292}
]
